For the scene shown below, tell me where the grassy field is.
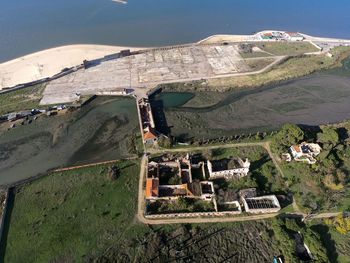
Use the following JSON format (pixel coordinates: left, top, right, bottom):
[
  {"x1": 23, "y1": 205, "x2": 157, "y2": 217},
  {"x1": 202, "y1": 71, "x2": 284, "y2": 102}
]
[
  {"x1": 157, "y1": 47, "x2": 350, "y2": 92},
  {"x1": 208, "y1": 46, "x2": 350, "y2": 89},
  {"x1": 245, "y1": 57, "x2": 276, "y2": 71},
  {"x1": 0, "y1": 84, "x2": 45, "y2": 115},
  {"x1": 239, "y1": 51, "x2": 272, "y2": 59},
  {"x1": 2, "y1": 156, "x2": 298, "y2": 263},
  {"x1": 310, "y1": 221, "x2": 350, "y2": 263},
  {"x1": 325, "y1": 227, "x2": 350, "y2": 263},
  {"x1": 1, "y1": 154, "x2": 333, "y2": 262},
  {"x1": 3, "y1": 160, "x2": 145, "y2": 262},
  {"x1": 208, "y1": 54, "x2": 334, "y2": 89},
  {"x1": 256, "y1": 42, "x2": 320, "y2": 56}
]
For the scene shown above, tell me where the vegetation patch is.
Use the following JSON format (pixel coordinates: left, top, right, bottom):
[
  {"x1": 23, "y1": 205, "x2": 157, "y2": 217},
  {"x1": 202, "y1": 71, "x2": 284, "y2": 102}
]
[
  {"x1": 207, "y1": 47, "x2": 350, "y2": 90},
  {"x1": 272, "y1": 123, "x2": 350, "y2": 213},
  {"x1": 3, "y1": 160, "x2": 143, "y2": 262},
  {"x1": 245, "y1": 58, "x2": 276, "y2": 71},
  {"x1": 93, "y1": 218, "x2": 328, "y2": 263},
  {"x1": 310, "y1": 219, "x2": 350, "y2": 263},
  {"x1": 0, "y1": 84, "x2": 45, "y2": 115},
  {"x1": 146, "y1": 197, "x2": 215, "y2": 214},
  {"x1": 256, "y1": 42, "x2": 319, "y2": 56}
]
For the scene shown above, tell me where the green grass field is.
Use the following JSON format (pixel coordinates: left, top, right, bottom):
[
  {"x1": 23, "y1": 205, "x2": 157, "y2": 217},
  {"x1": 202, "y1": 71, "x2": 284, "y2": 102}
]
[
  {"x1": 3, "y1": 160, "x2": 145, "y2": 262},
  {"x1": 207, "y1": 46, "x2": 350, "y2": 90},
  {"x1": 257, "y1": 42, "x2": 319, "y2": 56},
  {"x1": 0, "y1": 84, "x2": 45, "y2": 115}
]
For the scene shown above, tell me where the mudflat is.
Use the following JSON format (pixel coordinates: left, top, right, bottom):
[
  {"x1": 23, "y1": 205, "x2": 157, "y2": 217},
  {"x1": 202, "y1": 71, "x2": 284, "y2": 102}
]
[
  {"x1": 156, "y1": 68, "x2": 350, "y2": 139},
  {"x1": 0, "y1": 97, "x2": 139, "y2": 185}
]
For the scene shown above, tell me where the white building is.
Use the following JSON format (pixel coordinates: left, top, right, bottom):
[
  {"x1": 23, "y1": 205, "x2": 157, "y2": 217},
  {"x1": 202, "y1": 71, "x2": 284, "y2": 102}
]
[
  {"x1": 207, "y1": 158, "x2": 250, "y2": 180},
  {"x1": 284, "y1": 32, "x2": 304, "y2": 41},
  {"x1": 289, "y1": 142, "x2": 321, "y2": 164}
]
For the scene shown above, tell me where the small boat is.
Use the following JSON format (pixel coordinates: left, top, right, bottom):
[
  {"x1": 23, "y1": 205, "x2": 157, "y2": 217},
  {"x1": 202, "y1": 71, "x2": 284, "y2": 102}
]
[{"x1": 111, "y1": 0, "x2": 128, "y2": 4}]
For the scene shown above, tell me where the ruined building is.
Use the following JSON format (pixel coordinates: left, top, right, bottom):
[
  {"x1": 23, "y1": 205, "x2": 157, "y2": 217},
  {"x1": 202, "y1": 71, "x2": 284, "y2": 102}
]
[
  {"x1": 138, "y1": 97, "x2": 158, "y2": 144},
  {"x1": 145, "y1": 154, "x2": 215, "y2": 202},
  {"x1": 207, "y1": 157, "x2": 250, "y2": 180}
]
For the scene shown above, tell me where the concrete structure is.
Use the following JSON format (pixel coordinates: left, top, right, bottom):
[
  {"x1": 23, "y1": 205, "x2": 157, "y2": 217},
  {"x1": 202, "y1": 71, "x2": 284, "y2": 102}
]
[
  {"x1": 284, "y1": 32, "x2": 305, "y2": 41},
  {"x1": 207, "y1": 157, "x2": 250, "y2": 180},
  {"x1": 218, "y1": 200, "x2": 242, "y2": 213},
  {"x1": 41, "y1": 44, "x2": 250, "y2": 104},
  {"x1": 289, "y1": 142, "x2": 321, "y2": 164},
  {"x1": 242, "y1": 195, "x2": 281, "y2": 214},
  {"x1": 199, "y1": 181, "x2": 215, "y2": 201}
]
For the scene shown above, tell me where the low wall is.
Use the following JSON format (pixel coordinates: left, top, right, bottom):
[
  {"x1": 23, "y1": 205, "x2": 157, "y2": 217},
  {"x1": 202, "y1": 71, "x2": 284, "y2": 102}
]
[
  {"x1": 145, "y1": 210, "x2": 242, "y2": 219},
  {"x1": 95, "y1": 91, "x2": 126, "y2": 96}
]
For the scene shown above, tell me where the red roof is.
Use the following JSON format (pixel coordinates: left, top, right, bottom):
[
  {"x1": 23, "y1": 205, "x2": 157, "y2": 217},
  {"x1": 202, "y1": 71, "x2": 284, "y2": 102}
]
[
  {"x1": 146, "y1": 178, "x2": 159, "y2": 198},
  {"x1": 144, "y1": 130, "x2": 157, "y2": 140},
  {"x1": 292, "y1": 145, "x2": 302, "y2": 153}
]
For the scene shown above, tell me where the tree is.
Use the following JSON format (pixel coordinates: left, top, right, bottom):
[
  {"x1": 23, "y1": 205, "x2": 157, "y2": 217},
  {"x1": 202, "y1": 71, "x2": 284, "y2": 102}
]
[
  {"x1": 272, "y1": 123, "x2": 304, "y2": 153},
  {"x1": 285, "y1": 218, "x2": 302, "y2": 233},
  {"x1": 317, "y1": 127, "x2": 339, "y2": 149}
]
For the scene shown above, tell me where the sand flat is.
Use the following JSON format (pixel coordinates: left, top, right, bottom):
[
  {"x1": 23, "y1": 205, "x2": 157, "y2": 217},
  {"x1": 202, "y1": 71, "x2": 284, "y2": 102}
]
[{"x1": 0, "y1": 44, "x2": 144, "y2": 90}]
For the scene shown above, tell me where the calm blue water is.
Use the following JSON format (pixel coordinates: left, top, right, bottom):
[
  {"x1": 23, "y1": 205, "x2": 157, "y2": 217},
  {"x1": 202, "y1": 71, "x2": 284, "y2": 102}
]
[{"x1": 0, "y1": 0, "x2": 350, "y2": 62}]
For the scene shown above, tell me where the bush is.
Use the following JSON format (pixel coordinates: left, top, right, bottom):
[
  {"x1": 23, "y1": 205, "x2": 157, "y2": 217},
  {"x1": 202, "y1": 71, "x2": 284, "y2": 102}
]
[
  {"x1": 325, "y1": 214, "x2": 350, "y2": 234},
  {"x1": 107, "y1": 165, "x2": 119, "y2": 181}
]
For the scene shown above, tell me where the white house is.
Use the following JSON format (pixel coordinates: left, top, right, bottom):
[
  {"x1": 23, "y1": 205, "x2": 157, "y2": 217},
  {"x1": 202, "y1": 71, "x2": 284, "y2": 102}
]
[{"x1": 289, "y1": 142, "x2": 321, "y2": 164}]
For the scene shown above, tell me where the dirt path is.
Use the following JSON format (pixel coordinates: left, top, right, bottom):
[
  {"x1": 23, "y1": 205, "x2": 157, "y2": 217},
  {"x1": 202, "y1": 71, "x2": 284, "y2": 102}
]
[{"x1": 137, "y1": 155, "x2": 147, "y2": 223}]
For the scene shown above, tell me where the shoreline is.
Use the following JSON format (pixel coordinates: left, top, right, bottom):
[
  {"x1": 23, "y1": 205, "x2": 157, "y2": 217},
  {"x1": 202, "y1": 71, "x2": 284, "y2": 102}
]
[
  {"x1": 1, "y1": 31, "x2": 350, "y2": 91},
  {"x1": 0, "y1": 44, "x2": 146, "y2": 90}
]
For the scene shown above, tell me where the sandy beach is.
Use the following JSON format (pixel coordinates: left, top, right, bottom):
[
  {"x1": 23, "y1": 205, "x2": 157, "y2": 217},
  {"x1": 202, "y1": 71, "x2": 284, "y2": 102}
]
[
  {"x1": 1, "y1": 31, "x2": 350, "y2": 92},
  {"x1": 0, "y1": 34, "x2": 253, "y2": 91},
  {"x1": 0, "y1": 44, "x2": 145, "y2": 90}
]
